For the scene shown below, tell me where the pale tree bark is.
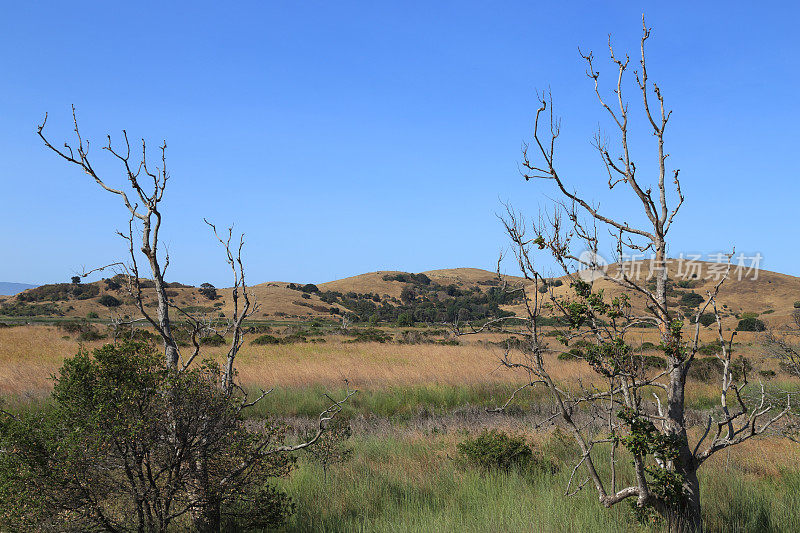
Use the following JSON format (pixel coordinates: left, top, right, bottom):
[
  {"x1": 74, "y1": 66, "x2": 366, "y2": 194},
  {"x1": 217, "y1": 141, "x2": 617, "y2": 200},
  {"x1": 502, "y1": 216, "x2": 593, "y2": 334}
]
[{"x1": 38, "y1": 107, "x2": 180, "y2": 368}]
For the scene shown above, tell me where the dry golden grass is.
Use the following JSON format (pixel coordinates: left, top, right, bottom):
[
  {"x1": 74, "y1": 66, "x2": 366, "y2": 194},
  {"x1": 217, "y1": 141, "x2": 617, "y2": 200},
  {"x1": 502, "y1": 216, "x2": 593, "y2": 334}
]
[
  {"x1": 0, "y1": 325, "x2": 106, "y2": 396},
  {"x1": 189, "y1": 338, "x2": 588, "y2": 389},
  {"x1": 0, "y1": 325, "x2": 623, "y2": 395},
  {"x1": 2, "y1": 324, "x2": 796, "y2": 401}
]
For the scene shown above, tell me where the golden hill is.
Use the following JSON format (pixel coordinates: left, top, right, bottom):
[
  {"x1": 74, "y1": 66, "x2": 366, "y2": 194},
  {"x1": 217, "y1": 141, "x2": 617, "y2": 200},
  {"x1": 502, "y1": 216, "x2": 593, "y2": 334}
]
[{"x1": 1, "y1": 261, "x2": 798, "y2": 328}]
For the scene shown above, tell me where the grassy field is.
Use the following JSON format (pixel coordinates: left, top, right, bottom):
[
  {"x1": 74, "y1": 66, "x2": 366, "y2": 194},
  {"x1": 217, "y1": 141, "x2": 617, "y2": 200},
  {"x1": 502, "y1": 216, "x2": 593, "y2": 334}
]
[
  {"x1": 2, "y1": 324, "x2": 799, "y2": 531},
  {"x1": 277, "y1": 432, "x2": 800, "y2": 533}
]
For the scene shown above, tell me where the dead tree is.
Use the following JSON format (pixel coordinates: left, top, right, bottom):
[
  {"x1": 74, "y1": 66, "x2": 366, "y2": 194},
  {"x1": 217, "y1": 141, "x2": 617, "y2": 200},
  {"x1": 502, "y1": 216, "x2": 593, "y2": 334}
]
[
  {"x1": 461, "y1": 18, "x2": 788, "y2": 533},
  {"x1": 37, "y1": 109, "x2": 354, "y2": 532}
]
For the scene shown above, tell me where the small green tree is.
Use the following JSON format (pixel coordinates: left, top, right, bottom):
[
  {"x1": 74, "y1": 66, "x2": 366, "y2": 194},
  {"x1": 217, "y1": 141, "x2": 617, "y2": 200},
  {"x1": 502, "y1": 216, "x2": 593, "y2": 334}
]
[
  {"x1": 736, "y1": 317, "x2": 766, "y2": 332},
  {"x1": 199, "y1": 282, "x2": 218, "y2": 300},
  {"x1": 303, "y1": 419, "x2": 352, "y2": 482},
  {"x1": 0, "y1": 342, "x2": 296, "y2": 531},
  {"x1": 397, "y1": 312, "x2": 414, "y2": 327}
]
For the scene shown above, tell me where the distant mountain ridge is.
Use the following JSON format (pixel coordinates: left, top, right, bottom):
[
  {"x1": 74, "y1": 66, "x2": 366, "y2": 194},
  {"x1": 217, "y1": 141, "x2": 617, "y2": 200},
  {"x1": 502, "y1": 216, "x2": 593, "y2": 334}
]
[{"x1": 0, "y1": 282, "x2": 38, "y2": 296}]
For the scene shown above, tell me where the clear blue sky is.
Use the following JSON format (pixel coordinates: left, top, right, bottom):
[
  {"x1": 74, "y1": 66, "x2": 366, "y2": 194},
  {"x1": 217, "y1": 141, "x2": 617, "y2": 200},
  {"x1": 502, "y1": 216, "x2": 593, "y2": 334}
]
[{"x1": 1, "y1": 1, "x2": 797, "y2": 286}]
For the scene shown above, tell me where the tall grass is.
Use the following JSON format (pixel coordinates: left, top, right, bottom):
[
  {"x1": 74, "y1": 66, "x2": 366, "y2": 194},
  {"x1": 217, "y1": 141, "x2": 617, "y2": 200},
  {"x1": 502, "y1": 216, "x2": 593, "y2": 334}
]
[
  {"x1": 279, "y1": 435, "x2": 642, "y2": 533},
  {"x1": 242, "y1": 384, "x2": 550, "y2": 420},
  {"x1": 277, "y1": 434, "x2": 800, "y2": 533}
]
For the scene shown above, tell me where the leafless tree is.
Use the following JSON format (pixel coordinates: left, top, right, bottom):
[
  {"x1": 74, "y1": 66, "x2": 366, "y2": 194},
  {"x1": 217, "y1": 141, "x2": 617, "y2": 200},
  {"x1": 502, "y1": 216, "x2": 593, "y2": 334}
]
[
  {"x1": 459, "y1": 18, "x2": 789, "y2": 533},
  {"x1": 37, "y1": 109, "x2": 354, "y2": 531}
]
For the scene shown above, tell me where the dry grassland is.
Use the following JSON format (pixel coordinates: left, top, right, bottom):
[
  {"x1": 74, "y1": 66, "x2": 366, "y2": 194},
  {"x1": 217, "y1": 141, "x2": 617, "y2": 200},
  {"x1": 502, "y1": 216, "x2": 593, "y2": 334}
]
[{"x1": 1, "y1": 325, "x2": 793, "y2": 400}]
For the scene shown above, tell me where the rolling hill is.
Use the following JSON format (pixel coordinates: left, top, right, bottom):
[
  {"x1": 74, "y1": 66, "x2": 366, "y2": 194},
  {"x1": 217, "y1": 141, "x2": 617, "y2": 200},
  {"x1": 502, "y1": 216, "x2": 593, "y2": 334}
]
[{"x1": 1, "y1": 261, "x2": 798, "y2": 330}]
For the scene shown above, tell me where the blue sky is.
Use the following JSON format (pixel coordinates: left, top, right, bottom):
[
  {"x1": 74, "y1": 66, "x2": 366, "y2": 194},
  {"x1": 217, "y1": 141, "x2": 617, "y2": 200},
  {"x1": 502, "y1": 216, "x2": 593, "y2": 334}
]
[{"x1": 1, "y1": 1, "x2": 797, "y2": 286}]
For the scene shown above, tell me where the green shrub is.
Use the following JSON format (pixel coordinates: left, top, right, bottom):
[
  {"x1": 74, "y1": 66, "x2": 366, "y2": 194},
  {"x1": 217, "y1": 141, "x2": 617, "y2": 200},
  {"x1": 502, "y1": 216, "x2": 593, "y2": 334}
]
[
  {"x1": 0, "y1": 302, "x2": 62, "y2": 316},
  {"x1": 396, "y1": 312, "x2": 414, "y2": 327},
  {"x1": 0, "y1": 342, "x2": 295, "y2": 531},
  {"x1": 200, "y1": 334, "x2": 226, "y2": 346},
  {"x1": 129, "y1": 328, "x2": 159, "y2": 343},
  {"x1": 300, "y1": 283, "x2": 319, "y2": 293},
  {"x1": 698, "y1": 313, "x2": 717, "y2": 327},
  {"x1": 736, "y1": 317, "x2": 766, "y2": 332},
  {"x1": 16, "y1": 282, "x2": 99, "y2": 302},
  {"x1": 58, "y1": 320, "x2": 87, "y2": 334},
  {"x1": 345, "y1": 328, "x2": 392, "y2": 343},
  {"x1": 86, "y1": 311, "x2": 99, "y2": 319},
  {"x1": 252, "y1": 334, "x2": 282, "y2": 345},
  {"x1": 98, "y1": 294, "x2": 121, "y2": 307},
  {"x1": 78, "y1": 329, "x2": 106, "y2": 342},
  {"x1": 640, "y1": 341, "x2": 658, "y2": 351},
  {"x1": 698, "y1": 340, "x2": 724, "y2": 356},
  {"x1": 794, "y1": 301, "x2": 800, "y2": 309},
  {"x1": 688, "y1": 357, "x2": 725, "y2": 382},
  {"x1": 680, "y1": 291, "x2": 705, "y2": 307},
  {"x1": 456, "y1": 430, "x2": 535, "y2": 473},
  {"x1": 689, "y1": 356, "x2": 751, "y2": 382},
  {"x1": 557, "y1": 347, "x2": 584, "y2": 361}
]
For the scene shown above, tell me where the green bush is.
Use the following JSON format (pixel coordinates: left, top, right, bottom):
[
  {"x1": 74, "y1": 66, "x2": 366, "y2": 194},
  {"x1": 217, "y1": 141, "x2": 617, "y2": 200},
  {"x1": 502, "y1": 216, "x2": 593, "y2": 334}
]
[
  {"x1": 0, "y1": 342, "x2": 295, "y2": 531},
  {"x1": 698, "y1": 313, "x2": 717, "y2": 327},
  {"x1": 689, "y1": 356, "x2": 751, "y2": 382},
  {"x1": 300, "y1": 283, "x2": 320, "y2": 293},
  {"x1": 252, "y1": 334, "x2": 282, "y2": 345},
  {"x1": 86, "y1": 311, "x2": 99, "y2": 319},
  {"x1": 698, "y1": 340, "x2": 724, "y2": 356},
  {"x1": 98, "y1": 294, "x2": 121, "y2": 307},
  {"x1": 680, "y1": 291, "x2": 705, "y2": 307},
  {"x1": 688, "y1": 357, "x2": 725, "y2": 382},
  {"x1": 58, "y1": 320, "x2": 87, "y2": 334},
  {"x1": 794, "y1": 301, "x2": 800, "y2": 309},
  {"x1": 0, "y1": 302, "x2": 62, "y2": 316},
  {"x1": 200, "y1": 334, "x2": 226, "y2": 346},
  {"x1": 345, "y1": 328, "x2": 392, "y2": 343},
  {"x1": 397, "y1": 312, "x2": 414, "y2": 327},
  {"x1": 736, "y1": 317, "x2": 766, "y2": 332},
  {"x1": 456, "y1": 430, "x2": 535, "y2": 473},
  {"x1": 16, "y1": 282, "x2": 99, "y2": 302},
  {"x1": 557, "y1": 347, "x2": 584, "y2": 361}
]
